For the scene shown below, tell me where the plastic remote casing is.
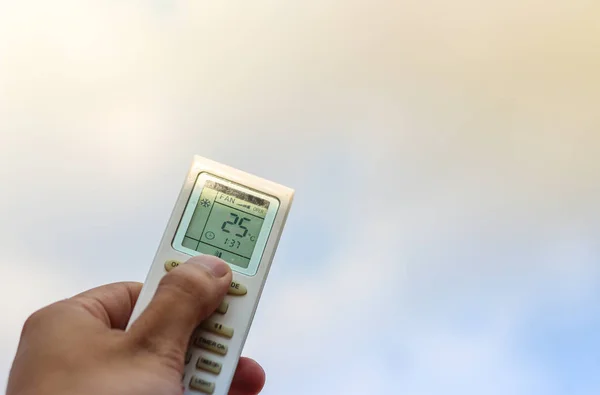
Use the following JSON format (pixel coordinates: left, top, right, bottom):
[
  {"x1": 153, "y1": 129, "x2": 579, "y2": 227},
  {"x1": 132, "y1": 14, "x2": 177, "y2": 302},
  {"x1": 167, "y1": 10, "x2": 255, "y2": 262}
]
[{"x1": 126, "y1": 155, "x2": 294, "y2": 394}]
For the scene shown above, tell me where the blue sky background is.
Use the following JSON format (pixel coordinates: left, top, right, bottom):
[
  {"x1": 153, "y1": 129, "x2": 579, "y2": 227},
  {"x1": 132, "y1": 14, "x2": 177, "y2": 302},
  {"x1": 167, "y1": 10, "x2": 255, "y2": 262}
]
[{"x1": 1, "y1": 1, "x2": 599, "y2": 394}]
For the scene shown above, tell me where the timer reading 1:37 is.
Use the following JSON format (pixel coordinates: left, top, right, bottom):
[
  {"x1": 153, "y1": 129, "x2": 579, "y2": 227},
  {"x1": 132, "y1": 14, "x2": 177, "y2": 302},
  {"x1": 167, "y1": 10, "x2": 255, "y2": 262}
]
[{"x1": 202, "y1": 205, "x2": 264, "y2": 259}]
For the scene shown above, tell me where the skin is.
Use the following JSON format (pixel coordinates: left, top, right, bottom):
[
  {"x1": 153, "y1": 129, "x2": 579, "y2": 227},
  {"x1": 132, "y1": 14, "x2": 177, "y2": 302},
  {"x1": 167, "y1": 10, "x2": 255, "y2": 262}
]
[{"x1": 6, "y1": 256, "x2": 266, "y2": 395}]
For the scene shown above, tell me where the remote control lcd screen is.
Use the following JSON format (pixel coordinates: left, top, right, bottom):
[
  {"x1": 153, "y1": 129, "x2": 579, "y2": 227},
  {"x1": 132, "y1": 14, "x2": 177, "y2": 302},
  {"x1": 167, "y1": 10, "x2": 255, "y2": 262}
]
[{"x1": 179, "y1": 180, "x2": 270, "y2": 269}]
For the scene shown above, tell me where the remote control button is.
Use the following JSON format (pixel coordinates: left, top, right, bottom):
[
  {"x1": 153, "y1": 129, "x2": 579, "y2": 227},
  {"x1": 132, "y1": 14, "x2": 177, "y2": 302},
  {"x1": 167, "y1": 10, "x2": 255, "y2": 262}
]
[
  {"x1": 189, "y1": 376, "x2": 215, "y2": 394},
  {"x1": 228, "y1": 281, "x2": 247, "y2": 295},
  {"x1": 200, "y1": 320, "x2": 234, "y2": 338},
  {"x1": 215, "y1": 301, "x2": 228, "y2": 314},
  {"x1": 185, "y1": 350, "x2": 192, "y2": 365},
  {"x1": 195, "y1": 336, "x2": 228, "y2": 356},
  {"x1": 196, "y1": 356, "x2": 222, "y2": 375},
  {"x1": 164, "y1": 260, "x2": 182, "y2": 272}
]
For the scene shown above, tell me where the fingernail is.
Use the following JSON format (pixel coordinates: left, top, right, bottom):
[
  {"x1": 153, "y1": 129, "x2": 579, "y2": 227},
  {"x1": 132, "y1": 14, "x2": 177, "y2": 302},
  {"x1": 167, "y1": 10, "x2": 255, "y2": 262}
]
[{"x1": 192, "y1": 256, "x2": 229, "y2": 278}]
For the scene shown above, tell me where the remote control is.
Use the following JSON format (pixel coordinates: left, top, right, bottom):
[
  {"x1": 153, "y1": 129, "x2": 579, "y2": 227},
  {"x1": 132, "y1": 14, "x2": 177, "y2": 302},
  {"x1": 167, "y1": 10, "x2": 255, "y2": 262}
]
[{"x1": 126, "y1": 155, "x2": 294, "y2": 394}]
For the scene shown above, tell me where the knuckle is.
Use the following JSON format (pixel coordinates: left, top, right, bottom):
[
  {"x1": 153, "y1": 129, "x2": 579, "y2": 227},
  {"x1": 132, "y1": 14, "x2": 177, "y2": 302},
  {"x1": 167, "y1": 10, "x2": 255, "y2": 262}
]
[
  {"x1": 22, "y1": 312, "x2": 40, "y2": 334},
  {"x1": 22, "y1": 306, "x2": 51, "y2": 335}
]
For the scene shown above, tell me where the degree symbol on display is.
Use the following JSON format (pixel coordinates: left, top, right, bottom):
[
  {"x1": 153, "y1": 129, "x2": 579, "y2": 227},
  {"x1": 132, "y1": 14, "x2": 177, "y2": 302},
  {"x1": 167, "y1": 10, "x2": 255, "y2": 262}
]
[{"x1": 205, "y1": 231, "x2": 215, "y2": 240}]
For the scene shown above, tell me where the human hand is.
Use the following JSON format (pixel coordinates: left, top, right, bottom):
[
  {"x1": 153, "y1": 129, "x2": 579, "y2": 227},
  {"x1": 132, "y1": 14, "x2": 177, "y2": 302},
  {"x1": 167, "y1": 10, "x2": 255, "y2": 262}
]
[{"x1": 6, "y1": 256, "x2": 265, "y2": 395}]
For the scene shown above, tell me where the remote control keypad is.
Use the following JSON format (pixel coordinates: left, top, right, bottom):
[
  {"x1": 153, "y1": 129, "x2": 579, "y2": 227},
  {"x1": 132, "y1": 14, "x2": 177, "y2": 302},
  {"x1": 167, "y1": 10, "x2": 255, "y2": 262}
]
[
  {"x1": 228, "y1": 281, "x2": 247, "y2": 295},
  {"x1": 189, "y1": 376, "x2": 215, "y2": 394},
  {"x1": 164, "y1": 259, "x2": 247, "y2": 393},
  {"x1": 215, "y1": 301, "x2": 228, "y2": 314},
  {"x1": 196, "y1": 356, "x2": 222, "y2": 374},
  {"x1": 194, "y1": 336, "x2": 228, "y2": 355},
  {"x1": 200, "y1": 320, "x2": 234, "y2": 338},
  {"x1": 164, "y1": 259, "x2": 181, "y2": 272}
]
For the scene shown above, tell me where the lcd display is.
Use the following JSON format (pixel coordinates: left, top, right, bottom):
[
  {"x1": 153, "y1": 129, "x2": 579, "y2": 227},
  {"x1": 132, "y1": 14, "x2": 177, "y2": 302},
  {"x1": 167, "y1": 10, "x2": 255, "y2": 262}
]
[{"x1": 177, "y1": 180, "x2": 270, "y2": 269}]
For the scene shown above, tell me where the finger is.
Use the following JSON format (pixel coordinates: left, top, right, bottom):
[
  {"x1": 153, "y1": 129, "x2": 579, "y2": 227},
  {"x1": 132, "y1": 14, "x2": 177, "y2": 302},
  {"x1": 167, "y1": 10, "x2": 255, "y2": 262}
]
[
  {"x1": 127, "y1": 255, "x2": 231, "y2": 357},
  {"x1": 229, "y1": 357, "x2": 266, "y2": 395},
  {"x1": 70, "y1": 281, "x2": 143, "y2": 329}
]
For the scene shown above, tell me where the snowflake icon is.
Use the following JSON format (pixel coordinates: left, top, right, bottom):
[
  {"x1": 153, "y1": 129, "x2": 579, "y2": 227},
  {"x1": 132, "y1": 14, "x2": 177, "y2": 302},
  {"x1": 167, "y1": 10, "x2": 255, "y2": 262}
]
[{"x1": 200, "y1": 198, "x2": 211, "y2": 208}]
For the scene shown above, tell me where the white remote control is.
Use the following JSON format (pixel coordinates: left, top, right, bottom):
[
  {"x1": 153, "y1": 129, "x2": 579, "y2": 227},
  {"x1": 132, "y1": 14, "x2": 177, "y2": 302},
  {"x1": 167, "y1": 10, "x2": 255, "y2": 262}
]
[{"x1": 126, "y1": 155, "x2": 294, "y2": 394}]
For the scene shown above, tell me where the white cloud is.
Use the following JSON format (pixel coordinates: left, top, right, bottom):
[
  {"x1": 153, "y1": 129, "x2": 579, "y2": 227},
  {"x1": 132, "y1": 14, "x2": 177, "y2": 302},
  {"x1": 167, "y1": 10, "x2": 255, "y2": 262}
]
[{"x1": 1, "y1": 0, "x2": 600, "y2": 394}]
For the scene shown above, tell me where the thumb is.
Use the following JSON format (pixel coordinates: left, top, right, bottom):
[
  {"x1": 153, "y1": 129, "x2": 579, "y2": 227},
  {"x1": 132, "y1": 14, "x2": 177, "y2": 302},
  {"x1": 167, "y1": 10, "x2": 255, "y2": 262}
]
[{"x1": 127, "y1": 255, "x2": 231, "y2": 361}]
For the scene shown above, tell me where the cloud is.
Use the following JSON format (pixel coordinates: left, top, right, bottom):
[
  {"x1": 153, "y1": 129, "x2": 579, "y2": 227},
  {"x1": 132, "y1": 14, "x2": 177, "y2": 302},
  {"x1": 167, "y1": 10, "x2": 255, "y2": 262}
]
[{"x1": 1, "y1": 0, "x2": 600, "y2": 394}]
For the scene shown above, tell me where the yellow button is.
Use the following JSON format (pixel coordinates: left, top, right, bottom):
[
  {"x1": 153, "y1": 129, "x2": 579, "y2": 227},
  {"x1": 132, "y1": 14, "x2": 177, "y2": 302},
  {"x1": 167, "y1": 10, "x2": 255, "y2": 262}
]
[
  {"x1": 195, "y1": 336, "x2": 228, "y2": 356},
  {"x1": 215, "y1": 301, "x2": 228, "y2": 314},
  {"x1": 197, "y1": 356, "x2": 222, "y2": 375},
  {"x1": 164, "y1": 260, "x2": 181, "y2": 272},
  {"x1": 228, "y1": 281, "x2": 247, "y2": 296},
  {"x1": 189, "y1": 375, "x2": 215, "y2": 394},
  {"x1": 200, "y1": 320, "x2": 234, "y2": 339}
]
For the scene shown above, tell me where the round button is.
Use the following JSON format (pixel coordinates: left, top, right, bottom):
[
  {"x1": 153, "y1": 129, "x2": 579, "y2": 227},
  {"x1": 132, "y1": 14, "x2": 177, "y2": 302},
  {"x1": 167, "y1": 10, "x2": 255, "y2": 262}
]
[{"x1": 164, "y1": 259, "x2": 182, "y2": 272}]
